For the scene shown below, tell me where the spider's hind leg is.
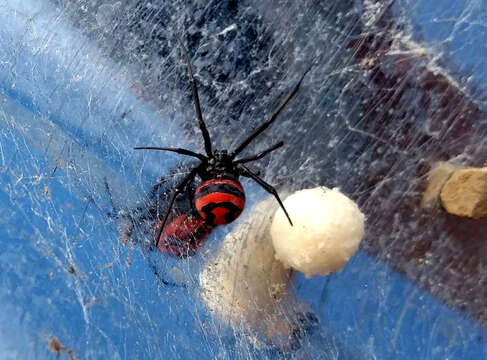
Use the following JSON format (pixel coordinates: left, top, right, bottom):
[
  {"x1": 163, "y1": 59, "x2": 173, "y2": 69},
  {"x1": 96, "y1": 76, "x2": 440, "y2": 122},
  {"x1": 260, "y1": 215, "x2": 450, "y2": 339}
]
[{"x1": 238, "y1": 164, "x2": 293, "y2": 226}]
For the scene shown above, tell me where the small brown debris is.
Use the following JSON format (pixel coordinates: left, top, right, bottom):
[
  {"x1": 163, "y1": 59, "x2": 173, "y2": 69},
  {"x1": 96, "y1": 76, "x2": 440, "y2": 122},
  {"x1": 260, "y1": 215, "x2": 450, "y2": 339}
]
[
  {"x1": 440, "y1": 167, "x2": 487, "y2": 219},
  {"x1": 119, "y1": 236, "x2": 129, "y2": 245},
  {"x1": 43, "y1": 186, "x2": 51, "y2": 200},
  {"x1": 48, "y1": 337, "x2": 77, "y2": 359},
  {"x1": 48, "y1": 337, "x2": 63, "y2": 357},
  {"x1": 117, "y1": 218, "x2": 133, "y2": 246},
  {"x1": 421, "y1": 161, "x2": 458, "y2": 208},
  {"x1": 126, "y1": 253, "x2": 132, "y2": 268}
]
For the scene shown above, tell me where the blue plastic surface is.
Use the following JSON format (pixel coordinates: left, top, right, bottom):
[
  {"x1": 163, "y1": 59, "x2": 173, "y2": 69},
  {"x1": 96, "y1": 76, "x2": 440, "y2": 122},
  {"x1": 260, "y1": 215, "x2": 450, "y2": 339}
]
[{"x1": 1, "y1": 1, "x2": 487, "y2": 359}]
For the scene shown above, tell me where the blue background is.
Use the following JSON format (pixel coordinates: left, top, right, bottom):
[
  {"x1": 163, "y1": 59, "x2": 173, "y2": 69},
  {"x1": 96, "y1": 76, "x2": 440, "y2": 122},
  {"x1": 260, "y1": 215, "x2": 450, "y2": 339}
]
[{"x1": 0, "y1": 1, "x2": 486, "y2": 359}]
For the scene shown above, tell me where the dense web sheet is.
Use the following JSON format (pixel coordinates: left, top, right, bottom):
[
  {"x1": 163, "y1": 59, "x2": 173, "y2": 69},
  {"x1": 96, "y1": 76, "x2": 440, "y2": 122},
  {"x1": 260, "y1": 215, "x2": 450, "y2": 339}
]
[{"x1": 1, "y1": 1, "x2": 487, "y2": 359}]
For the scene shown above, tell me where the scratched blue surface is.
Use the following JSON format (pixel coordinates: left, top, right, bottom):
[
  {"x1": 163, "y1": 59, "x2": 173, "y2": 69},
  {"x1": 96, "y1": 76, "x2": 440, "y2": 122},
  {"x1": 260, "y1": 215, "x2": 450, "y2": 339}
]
[
  {"x1": 295, "y1": 252, "x2": 487, "y2": 359},
  {"x1": 405, "y1": 0, "x2": 487, "y2": 87},
  {"x1": 0, "y1": 1, "x2": 486, "y2": 359}
]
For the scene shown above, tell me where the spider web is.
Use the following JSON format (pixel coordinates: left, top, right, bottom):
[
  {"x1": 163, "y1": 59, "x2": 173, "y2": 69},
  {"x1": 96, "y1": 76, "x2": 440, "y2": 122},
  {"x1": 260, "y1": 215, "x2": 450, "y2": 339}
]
[{"x1": 1, "y1": 0, "x2": 487, "y2": 359}]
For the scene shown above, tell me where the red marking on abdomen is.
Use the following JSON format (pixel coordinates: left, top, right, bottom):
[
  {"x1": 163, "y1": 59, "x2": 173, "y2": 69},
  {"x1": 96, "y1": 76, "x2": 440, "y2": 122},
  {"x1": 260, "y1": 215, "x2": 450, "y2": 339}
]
[{"x1": 211, "y1": 207, "x2": 230, "y2": 224}]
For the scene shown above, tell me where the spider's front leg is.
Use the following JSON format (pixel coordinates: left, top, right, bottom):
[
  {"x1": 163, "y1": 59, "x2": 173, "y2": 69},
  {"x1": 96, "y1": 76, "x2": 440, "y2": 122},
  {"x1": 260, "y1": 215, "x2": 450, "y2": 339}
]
[{"x1": 154, "y1": 166, "x2": 200, "y2": 248}]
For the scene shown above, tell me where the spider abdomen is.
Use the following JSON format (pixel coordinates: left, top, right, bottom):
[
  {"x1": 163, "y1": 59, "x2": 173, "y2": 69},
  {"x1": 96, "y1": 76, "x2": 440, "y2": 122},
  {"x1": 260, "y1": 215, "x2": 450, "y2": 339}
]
[
  {"x1": 154, "y1": 213, "x2": 213, "y2": 258},
  {"x1": 195, "y1": 177, "x2": 246, "y2": 226}
]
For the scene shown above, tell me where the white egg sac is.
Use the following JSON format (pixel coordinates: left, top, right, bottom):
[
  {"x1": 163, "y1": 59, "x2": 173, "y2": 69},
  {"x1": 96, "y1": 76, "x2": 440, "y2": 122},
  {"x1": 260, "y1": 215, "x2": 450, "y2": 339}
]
[
  {"x1": 271, "y1": 187, "x2": 365, "y2": 277},
  {"x1": 199, "y1": 198, "x2": 293, "y2": 330}
]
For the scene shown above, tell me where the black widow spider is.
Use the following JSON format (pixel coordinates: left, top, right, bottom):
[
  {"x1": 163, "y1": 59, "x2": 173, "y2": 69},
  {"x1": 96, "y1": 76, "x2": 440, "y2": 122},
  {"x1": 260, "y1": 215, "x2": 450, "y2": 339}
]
[{"x1": 135, "y1": 38, "x2": 310, "y2": 248}]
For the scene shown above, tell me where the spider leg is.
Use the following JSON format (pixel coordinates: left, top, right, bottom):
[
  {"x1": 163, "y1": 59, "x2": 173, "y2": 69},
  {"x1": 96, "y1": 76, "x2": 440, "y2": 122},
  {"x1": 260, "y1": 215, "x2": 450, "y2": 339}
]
[
  {"x1": 145, "y1": 165, "x2": 196, "y2": 220},
  {"x1": 176, "y1": 36, "x2": 213, "y2": 157},
  {"x1": 231, "y1": 67, "x2": 312, "y2": 159},
  {"x1": 238, "y1": 164, "x2": 293, "y2": 226},
  {"x1": 104, "y1": 178, "x2": 119, "y2": 218},
  {"x1": 134, "y1": 146, "x2": 206, "y2": 161},
  {"x1": 234, "y1": 141, "x2": 284, "y2": 164},
  {"x1": 154, "y1": 166, "x2": 200, "y2": 248}
]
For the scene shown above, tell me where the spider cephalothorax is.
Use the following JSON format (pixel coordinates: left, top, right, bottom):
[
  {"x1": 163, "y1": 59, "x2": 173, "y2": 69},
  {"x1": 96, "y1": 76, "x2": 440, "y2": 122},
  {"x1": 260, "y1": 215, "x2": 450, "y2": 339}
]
[
  {"x1": 203, "y1": 149, "x2": 234, "y2": 178},
  {"x1": 135, "y1": 37, "x2": 310, "y2": 247}
]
